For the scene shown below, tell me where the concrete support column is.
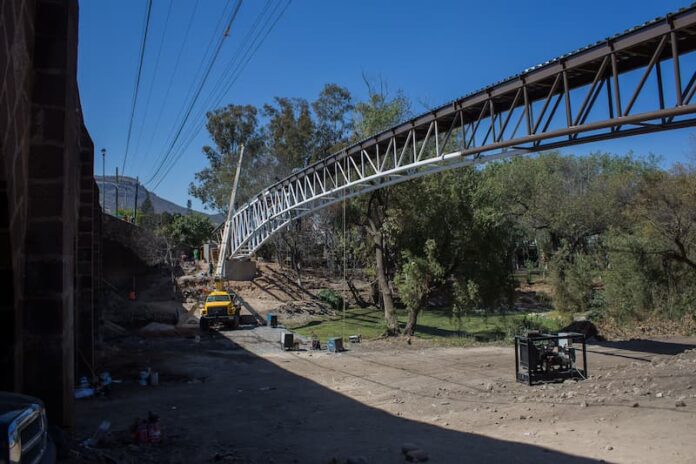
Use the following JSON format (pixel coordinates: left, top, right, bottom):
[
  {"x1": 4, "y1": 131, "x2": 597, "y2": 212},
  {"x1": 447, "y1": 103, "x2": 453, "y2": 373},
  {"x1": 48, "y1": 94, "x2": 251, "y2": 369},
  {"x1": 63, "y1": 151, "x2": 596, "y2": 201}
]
[
  {"x1": 22, "y1": 0, "x2": 80, "y2": 427},
  {"x1": 0, "y1": 0, "x2": 36, "y2": 391},
  {"x1": 92, "y1": 182, "x2": 103, "y2": 343},
  {"x1": 76, "y1": 127, "x2": 95, "y2": 379},
  {"x1": 0, "y1": 175, "x2": 18, "y2": 392}
]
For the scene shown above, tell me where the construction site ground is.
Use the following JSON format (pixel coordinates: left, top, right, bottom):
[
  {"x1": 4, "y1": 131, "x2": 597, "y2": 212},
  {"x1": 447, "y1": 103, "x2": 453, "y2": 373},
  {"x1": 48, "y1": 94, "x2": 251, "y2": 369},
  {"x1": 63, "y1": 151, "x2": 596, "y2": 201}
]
[
  {"x1": 68, "y1": 322, "x2": 696, "y2": 464},
  {"x1": 68, "y1": 262, "x2": 696, "y2": 463}
]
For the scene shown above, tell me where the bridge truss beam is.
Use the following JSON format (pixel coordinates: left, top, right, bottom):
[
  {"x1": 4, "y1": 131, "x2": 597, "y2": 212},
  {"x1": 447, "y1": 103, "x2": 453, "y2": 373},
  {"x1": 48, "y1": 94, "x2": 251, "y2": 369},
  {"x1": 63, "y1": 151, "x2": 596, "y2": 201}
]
[{"x1": 224, "y1": 6, "x2": 696, "y2": 259}]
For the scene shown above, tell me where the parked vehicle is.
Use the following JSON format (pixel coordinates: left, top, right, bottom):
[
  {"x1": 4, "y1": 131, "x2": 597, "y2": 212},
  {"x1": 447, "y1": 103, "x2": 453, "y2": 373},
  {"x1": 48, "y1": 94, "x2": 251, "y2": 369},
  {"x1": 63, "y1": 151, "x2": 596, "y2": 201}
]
[
  {"x1": 0, "y1": 391, "x2": 55, "y2": 463},
  {"x1": 200, "y1": 290, "x2": 240, "y2": 330}
]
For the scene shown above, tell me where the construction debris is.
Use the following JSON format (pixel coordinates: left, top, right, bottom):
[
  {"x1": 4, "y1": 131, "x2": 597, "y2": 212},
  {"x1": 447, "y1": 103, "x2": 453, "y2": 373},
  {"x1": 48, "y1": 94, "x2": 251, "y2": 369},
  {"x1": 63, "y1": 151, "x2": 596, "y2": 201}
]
[{"x1": 140, "y1": 322, "x2": 178, "y2": 337}]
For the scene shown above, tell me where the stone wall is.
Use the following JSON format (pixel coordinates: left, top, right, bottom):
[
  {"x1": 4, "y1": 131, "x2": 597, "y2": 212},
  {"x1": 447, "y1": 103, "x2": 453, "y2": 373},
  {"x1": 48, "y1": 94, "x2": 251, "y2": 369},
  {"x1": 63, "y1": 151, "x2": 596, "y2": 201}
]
[
  {"x1": 102, "y1": 213, "x2": 165, "y2": 267},
  {"x1": 0, "y1": 0, "x2": 99, "y2": 427}
]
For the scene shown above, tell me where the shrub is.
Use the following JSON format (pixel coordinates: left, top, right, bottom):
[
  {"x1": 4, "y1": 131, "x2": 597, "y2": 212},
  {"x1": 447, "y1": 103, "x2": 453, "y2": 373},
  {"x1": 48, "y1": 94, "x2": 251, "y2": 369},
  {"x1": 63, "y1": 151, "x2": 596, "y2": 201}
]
[
  {"x1": 550, "y1": 246, "x2": 598, "y2": 313},
  {"x1": 318, "y1": 288, "x2": 344, "y2": 311}
]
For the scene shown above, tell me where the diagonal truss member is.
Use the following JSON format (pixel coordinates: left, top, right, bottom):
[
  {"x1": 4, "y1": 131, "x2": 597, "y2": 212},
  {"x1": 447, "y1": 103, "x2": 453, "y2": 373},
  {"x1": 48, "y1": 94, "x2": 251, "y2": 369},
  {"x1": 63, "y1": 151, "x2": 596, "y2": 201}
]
[{"x1": 219, "y1": 5, "x2": 696, "y2": 261}]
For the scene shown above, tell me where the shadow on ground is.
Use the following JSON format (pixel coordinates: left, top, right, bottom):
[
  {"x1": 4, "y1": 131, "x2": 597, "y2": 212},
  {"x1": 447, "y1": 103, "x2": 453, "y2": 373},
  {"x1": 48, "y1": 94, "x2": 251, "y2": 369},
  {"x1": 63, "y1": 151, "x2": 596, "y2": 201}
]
[
  {"x1": 73, "y1": 329, "x2": 604, "y2": 464},
  {"x1": 587, "y1": 338, "x2": 696, "y2": 362}
]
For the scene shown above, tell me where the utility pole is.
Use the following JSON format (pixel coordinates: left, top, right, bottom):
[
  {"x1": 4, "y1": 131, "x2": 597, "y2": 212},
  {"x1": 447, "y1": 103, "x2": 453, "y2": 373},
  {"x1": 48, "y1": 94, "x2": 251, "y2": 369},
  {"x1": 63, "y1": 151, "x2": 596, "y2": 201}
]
[
  {"x1": 214, "y1": 144, "x2": 245, "y2": 282},
  {"x1": 100, "y1": 148, "x2": 106, "y2": 210},
  {"x1": 115, "y1": 167, "x2": 119, "y2": 217},
  {"x1": 133, "y1": 177, "x2": 140, "y2": 224},
  {"x1": 227, "y1": 144, "x2": 245, "y2": 221}
]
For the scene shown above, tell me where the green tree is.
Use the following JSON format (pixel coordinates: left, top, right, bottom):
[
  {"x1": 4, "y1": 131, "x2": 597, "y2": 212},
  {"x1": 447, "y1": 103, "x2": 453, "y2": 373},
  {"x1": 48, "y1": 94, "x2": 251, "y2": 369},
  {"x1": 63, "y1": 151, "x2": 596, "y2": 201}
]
[
  {"x1": 604, "y1": 165, "x2": 696, "y2": 319},
  {"x1": 263, "y1": 97, "x2": 315, "y2": 171},
  {"x1": 451, "y1": 279, "x2": 481, "y2": 336},
  {"x1": 160, "y1": 213, "x2": 214, "y2": 253},
  {"x1": 350, "y1": 79, "x2": 411, "y2": 335},
  {"x1": 312, "y1": 83, "x2": 353, "y2": 159},
  {"x1": 479, "y1": 152, "x2": 656, "y2": 313},
  {"x1": 189, "y1": 104, "x2": 270, "y2": 213},
  {"x1": 138, "y1": 192, "x2": 159, "y2": 229},
  {"x1": 395, "y1": 240, "x2": 445, "y2": 335}
]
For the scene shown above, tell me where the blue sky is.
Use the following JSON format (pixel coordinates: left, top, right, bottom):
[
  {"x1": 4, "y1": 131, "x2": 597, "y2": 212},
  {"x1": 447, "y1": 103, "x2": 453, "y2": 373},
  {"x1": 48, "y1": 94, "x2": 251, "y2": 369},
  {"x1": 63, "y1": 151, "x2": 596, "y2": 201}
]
[{"x1": 78, "y1": 0, "x2": 695, "y2": 211}]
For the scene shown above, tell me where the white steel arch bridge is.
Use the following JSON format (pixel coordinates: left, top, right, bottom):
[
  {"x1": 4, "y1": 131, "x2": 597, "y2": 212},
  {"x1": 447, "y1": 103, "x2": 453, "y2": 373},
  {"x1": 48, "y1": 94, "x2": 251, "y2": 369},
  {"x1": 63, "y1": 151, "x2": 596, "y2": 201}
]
[{"x1": 216, "y1": 5, "x2": 696, "y2": 268}]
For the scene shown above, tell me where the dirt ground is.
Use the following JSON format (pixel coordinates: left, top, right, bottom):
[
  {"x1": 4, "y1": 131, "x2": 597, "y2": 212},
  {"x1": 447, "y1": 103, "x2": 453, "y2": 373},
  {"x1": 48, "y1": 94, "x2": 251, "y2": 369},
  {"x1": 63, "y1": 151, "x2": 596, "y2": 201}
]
[{"x1": 66, "y1": 323, "x2": 696, "y2": 464}]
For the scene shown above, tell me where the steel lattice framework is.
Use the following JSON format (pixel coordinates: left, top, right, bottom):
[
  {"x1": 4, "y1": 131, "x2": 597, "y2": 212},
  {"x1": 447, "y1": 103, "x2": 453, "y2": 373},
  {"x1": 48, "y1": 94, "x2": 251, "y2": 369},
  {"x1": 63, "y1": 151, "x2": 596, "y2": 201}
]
[{"x1": 221, "y1": 5, "x2": 696, "y2": 260}]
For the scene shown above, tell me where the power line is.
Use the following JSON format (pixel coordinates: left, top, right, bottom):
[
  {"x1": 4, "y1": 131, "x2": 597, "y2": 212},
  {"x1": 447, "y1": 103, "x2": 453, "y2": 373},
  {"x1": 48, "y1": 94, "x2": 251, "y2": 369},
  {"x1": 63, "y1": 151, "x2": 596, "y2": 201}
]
[
  {"x1": 146, "y1": 0, "x2": 243, "y2": 186},
  {"x1": 131, "y1": 0, "x2": 175, "y2": 170},
  {"x1": 150, "y1": 0, "x2": 292, "y2": 192},
  {"x1": 122, "y1": 0, "x2": 154, "y2": 175},
  {"x1": 157, "y1": 0, "x2": 235, "y2": 155},
  {"x1": 151, "y1": 1, "x2": 290, "y2": 191},
  {"x1": 149, "y1": 0, "x2": 278, "y2": 181},
  {"x1": 141, "y1": 0, "x2": 202, "y2": 175}
]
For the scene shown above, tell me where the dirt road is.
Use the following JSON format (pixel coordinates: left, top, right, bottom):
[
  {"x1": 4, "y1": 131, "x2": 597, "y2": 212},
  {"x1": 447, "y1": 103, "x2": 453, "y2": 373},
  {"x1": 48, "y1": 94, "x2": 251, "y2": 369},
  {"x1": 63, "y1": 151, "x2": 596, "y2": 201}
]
[{"x1": 70, "y1": 327, "x2": 696, "y2": 463}]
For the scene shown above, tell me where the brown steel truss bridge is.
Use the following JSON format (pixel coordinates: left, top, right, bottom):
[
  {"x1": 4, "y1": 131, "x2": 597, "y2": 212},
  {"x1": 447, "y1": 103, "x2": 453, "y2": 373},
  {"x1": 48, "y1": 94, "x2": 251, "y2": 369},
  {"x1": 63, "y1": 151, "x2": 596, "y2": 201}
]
[{"x1": 217, "y1": 5, "x2": 696, "y2": 264}]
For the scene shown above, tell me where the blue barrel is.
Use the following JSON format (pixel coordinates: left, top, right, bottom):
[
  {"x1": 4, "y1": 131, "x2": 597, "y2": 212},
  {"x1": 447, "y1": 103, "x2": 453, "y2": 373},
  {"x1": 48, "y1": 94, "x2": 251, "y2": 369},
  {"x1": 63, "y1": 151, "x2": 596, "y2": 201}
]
[{"x1": 267, "y1": 313, "x2": 278, "y2": 328}]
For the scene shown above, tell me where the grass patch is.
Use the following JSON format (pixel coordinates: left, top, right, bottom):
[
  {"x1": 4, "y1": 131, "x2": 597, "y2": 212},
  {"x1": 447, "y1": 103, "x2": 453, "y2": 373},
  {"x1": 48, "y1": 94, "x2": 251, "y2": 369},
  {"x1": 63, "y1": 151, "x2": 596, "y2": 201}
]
[{"x1": 286, "y1": 306, "x2": 569, "y2": 345}]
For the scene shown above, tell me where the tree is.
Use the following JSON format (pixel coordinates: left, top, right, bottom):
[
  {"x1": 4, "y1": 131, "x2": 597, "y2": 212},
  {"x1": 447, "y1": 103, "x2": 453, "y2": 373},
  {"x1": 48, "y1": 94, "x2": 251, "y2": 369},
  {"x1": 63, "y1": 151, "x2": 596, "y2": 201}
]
[
  {"x1": 388, "y1": 167, "x2": 517, "y2": 333},
  {"x1": 630, "y1": 164, "x2": 696, "y2": 271},
  {"x1": 160, "y1": 213, "x2": 214, "y2": 253},
  {"x1": 478, "y1": 152, "x2": 656, "y2": 313},
  {"x1": 189, "y1": 104, "x2": 271, "y2": 213},
  {"x1": 138, "y1": 192, "x2": 159, "y2": 229},
  {"x1": 350, "y1": 78, "x2": 411, "y2": 335},
  {"x1": 263, "y1": 97, "x2": 315, "y2": 172},
  {"x1": 312, "y1": 83, "x2": 353, "y2": 160},
  {"x1": 603, "y1": 164, "x2": 696, "y2": 319},
  {"x1": 395, "y1": 240, "x2": 445, "y2": 335}
]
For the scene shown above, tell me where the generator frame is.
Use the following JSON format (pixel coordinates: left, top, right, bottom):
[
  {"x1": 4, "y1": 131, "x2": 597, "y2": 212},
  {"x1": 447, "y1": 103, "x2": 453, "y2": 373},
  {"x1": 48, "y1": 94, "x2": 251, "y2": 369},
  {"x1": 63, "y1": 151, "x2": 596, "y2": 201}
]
[{"x1": 514, "y1": 332, "x2": 587, "y2": 385}]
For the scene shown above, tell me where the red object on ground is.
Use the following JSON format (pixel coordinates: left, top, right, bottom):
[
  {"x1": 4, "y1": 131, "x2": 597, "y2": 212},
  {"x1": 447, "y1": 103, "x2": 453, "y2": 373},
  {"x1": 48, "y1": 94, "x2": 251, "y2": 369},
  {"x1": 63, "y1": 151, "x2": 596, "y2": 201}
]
[{"x1": 135, "y1": 421, "x2": 149, "y2": 443}]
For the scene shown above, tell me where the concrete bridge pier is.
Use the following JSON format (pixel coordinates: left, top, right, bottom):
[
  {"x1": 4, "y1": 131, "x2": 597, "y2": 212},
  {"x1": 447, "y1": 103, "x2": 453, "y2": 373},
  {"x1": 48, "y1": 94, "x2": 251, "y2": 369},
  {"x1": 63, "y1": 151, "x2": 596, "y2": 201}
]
[{"x1": 224, "y1": 258, "x2": 257, "y2": 281}]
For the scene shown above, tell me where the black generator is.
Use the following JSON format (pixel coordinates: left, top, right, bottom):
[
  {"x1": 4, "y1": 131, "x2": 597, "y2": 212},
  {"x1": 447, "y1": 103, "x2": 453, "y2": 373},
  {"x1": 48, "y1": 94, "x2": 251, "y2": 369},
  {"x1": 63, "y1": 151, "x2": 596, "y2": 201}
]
[{"x1": 514, "y1": 331, "x2": 587, "y2": 385}]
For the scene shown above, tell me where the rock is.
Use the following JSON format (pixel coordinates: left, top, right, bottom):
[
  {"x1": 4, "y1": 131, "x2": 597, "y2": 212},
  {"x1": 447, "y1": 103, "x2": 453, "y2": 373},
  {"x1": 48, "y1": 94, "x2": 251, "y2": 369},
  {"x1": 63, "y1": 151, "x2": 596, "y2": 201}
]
[
  {"x1": 675, "y1": 400, "x2": 687, "y2": 407},
  {"x1": 631, "y1": 402, "x2": 640, "y2": 408},
  {"x1": 561, "y1": 320, "x2": 599, "y2": 339},
  {"x1": 405, "y1": 449, "x2": 429, "y2": 462},
  {"x1": 606, "y1": 446, "x2": 614, "y2": 451},
  {"x1": 656, "y1": 392, "x2": 664, "y2": 398},
  {"x1": 580, "y1": 401, "x2": 588, "y2": 408}
]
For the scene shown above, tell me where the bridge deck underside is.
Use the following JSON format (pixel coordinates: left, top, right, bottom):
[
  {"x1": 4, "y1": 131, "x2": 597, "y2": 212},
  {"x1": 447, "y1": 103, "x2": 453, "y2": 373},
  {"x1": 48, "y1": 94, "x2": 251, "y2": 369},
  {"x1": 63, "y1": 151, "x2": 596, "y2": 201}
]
[{"x1": 221, "y1": 6, "x2": 696, "y2": 259}]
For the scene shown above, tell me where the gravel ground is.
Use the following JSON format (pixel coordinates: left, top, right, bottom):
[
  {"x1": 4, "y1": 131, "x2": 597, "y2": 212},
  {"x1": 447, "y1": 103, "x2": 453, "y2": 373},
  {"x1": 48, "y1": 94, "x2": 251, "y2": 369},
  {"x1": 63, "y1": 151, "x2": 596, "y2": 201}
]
[{"x1": 67, "y1": 327, "x2": 696, "y2": 463}]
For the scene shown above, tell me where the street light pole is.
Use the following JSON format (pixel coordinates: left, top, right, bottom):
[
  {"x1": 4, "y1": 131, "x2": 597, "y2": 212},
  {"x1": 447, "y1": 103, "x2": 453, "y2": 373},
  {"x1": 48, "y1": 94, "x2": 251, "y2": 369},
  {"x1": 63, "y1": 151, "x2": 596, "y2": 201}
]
[
  {"x1": 100, "y1": 148, "x2": 106, "y2": 210},
  {"x1": 115, "y1": 167, "x2": 119, "y2": 217}
]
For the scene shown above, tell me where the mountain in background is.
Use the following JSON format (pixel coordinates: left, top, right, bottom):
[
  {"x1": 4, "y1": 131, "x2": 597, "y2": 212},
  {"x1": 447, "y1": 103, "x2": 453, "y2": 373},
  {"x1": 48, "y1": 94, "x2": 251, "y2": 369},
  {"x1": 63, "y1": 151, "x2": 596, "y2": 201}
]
[{"x1": 95, "y1": 176, "x2": 224, "y2": 223}]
